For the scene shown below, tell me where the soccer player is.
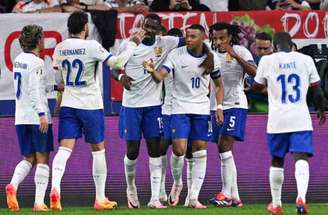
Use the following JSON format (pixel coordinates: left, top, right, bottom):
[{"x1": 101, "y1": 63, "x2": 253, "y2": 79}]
[
  {"x1": 6, "y1": 24, "x2": 60, "y2": 212},
  {"x1": 50, "y1": 11, "x2": 144, "y2": 211},
  {"x1": 254, "y1": 32, "x2": 326, "y2": 215},
  {"x1": 112, "y1": 14, "x2": 185, "y2": 209},
  {"x1": 144, "y1": 24, "x2": 224, "y2": 208},
  {"x1": 208, "y1": 22, "x2": 257, "y2": 208}
]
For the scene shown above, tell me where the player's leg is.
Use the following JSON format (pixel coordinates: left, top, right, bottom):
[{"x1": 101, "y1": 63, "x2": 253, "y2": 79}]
[
  {"x1": 187, "y1": 114, "x2": 210, "y2": 209},
  {"x1": 33, "y1": 125, "x2": 53, "y2": 212},
  {"x1": 6, "y1": 125, "x2": 35, "y2": 211},
  {"x1": 119, "y1": 106, "x2": 142, "y2": 208},
  {"x1": 143, "y1": 106, "x2": 166, "y2": 208},
  {"x1": 184, "y1": 142, "x2": 194, "y2": 207},
  {"x1": 159, "y1": 114, "x2": 172, "y2": 203},
  {"x1": 168, "y1": 114, "x2": 190, "y2": 206},
  {"x1": 82, "y1": 109, "x2": 117, "y2": 210},
  {"x1": 266, "y1": 133, "x2": 289, "y2": 214},
  {"x1": 290, "y1": 131, "x2": 313, "y2": 214},
  {"x1": 51, "y1": 108, "x2": 80, "y2": 211}
]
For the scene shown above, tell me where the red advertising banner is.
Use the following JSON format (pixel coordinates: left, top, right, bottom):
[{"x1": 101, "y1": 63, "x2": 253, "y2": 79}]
[{"x1": 111, "y1": 10, "x2": 328, "y2": 101}]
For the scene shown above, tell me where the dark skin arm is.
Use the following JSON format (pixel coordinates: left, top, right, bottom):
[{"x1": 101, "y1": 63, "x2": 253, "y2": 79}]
[
  {"x1": 310, "y1": 85, "x2": 326, "y2": 125},
  {"x1": 111, "y1": 69, "x2": 134, "y2": 90},
  {"x1": 221, "y1": 43, "x2": 257, "y2": 76}
]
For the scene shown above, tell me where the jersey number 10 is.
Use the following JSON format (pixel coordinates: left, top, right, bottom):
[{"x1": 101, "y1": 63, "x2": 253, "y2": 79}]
[{"x1": 277, "y1": 73, "x2": 301, "y2": 104}]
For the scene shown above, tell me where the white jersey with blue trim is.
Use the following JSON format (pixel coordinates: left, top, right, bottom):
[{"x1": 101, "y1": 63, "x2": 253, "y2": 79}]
[
  {"x1": 53, "y1": 38, "x2": 112, "y2": 110},
  {"x1": 255, "y1": 51, "x2": 320, "y2": 133},
  {"x1": 13, "y1": 52, "x2": 52, "y2": 125},
  {"x1": 162, "y1": 46, "x2": 221, "y2": 115},
  {"x1": 162, "y1": 72, "x2": 173, "y2": 115},
  {"x1": 210, "y1": 45, "x2": 254, "y2": 111},
  {"x1": 120, "y1": 35, "x2": 180, "y2": 108}
]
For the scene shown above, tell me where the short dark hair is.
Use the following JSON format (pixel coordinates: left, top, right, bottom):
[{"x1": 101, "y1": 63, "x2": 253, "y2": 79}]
[
  {"x1": 144, "y1": 13, "x2": 161, "y2": 25},
  {"x1": 167, "y1": 28, "x2": 183, "y2": 37},
  {"x1": 187, "y1": 24, "x2": 205, "y2": 33},
  {"x1": 67, "y1": 11, "x2": 88, "y2": 35},
  {"x1": 19, "y1": 24, "x2": 43, "y2": 52},
  {"x1": 273, "y1": 32, "x2": 292, "y2": 50},
  {"x1": 255, "y1": 32, "x2": 272, "y2": 42}
]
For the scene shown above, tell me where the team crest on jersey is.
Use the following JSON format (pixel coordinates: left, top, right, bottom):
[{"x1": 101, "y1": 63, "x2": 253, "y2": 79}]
[
  {"x1": 124, "y1": 129, "x2": 128, "y2": 133},
  {"x1": 154, "y1": 47, "x2": 163, "y2": 57},
  {"x1": 172, "y1": 128, "x2": 176, "y2": 134},
  {"x1": 225, "y1": 53, "x2": 234, "y2": 63}
]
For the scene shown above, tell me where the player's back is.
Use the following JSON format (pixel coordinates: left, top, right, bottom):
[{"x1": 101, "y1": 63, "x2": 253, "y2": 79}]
[
  {"x1": 258, "y1": 51, "x2": 320, "y2": 133},
  {"x1": 53, "y1": 38, "x2": 109, "y2": 110},
  {"x1": 13, "y1": 52, "x2": 51, "y2": 125}
]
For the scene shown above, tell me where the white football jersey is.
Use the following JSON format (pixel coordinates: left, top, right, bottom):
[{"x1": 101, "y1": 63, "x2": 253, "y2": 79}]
[
  {"x1": 13, "y1": 52, "x2": 52, "y2": 125},
  {"x1": 120, "y1": 36, "x2": 181, "y2": 108},
  {"x1": 210, "y1": 45, "x2": 254, "y2": 111},
  {"x1": 162, "y1": 72, "x2": 173, "y2": 115},
  {"x1": 255, "y1": 51, "x2": 320, "y2": 134},
  {"x1": 53, "y1": 38, "x2": 111, "y2": 110},
  {"x1": 163, "y1": 46, "x2": 221, "y2": 115}
]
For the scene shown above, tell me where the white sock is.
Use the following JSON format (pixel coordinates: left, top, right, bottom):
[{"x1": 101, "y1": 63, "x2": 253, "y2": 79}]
[
  {"x1": 92, "y1": 150, "x2": 107, "y2": 202},
  {"x1": 270, "y1": 167, "x2": 284, "y2": 208},
  {"x1": 51, "y1": 147, "x2": 72, "y2": 193},
  {"x1": 220, "y1": 151, "x2": 233, "y2": 197},
  {"x1": 160, "y1": 155, "x2": 167, "y2": 197},
  {"x1": 170, "y1": 153, "x2": 184, "y2": 186},
  {"x1": 186, "y1": 157, "x2": 194, "y2": 199},
  {"x1": 295, "y1": 160, "x2": 309, "y2": 203},
  {"x1": 190, "y1": 150, "x2": 207, "y2": 200},
  {"x1": 10, "y1": 160, "x2": 32, "y2": 189},
  {"x1": 231, "y1": 156, "x2": 240, "y2": 200},
  {"x1": 124, "y1": 155, "x2": 137, "y2": 192},
  {"x1": 149, "y1": 157, "x2": 162, "y2": 201},
  {"x1": 34, "y1": 164, "x2": 49, "y2": 205}
]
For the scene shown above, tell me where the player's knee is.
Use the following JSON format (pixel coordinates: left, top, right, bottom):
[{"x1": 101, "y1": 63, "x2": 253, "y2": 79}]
[
  {"x1": 185, "y1": 147, "x2": 193, "y2": 159},
  {"x1": 293, "y1": 153, "x2": 308, "y2": 162},
  {"x1": 172, "y1": 147, "x2": 185, "y2": 157},
  {"x1": 219, "y1": 136, "x2": 234, "y2": 153},
  {"x1": 146, "y1": 138, "x2": 161, "y2": 157},
  {"x1": 24, "y1": 154, "x2": 36, "y2": 166},
  {"x1": 90, "y1": 143, "x2": 105, "y2": 152},
  {"x1": 271, "y1": 157, "x2": 284, "y2": 168},
  {"x1": 126, "y1": 141, "x2": 140, "y2": 160},
  {"x1": 35, "y1": 152, "x2": 49, "y2": 164},
  {"x1": 160, "y1": 139, "x2": 170, "y2": 156}
]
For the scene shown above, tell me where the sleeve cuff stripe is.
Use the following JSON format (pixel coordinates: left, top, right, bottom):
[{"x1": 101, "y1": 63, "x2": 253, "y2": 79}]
[
  {"x1": 162, "y1": 65, "x2": 171, "y2": 73},
  {"x1": 310, "y1": 81, "x2": 320, "y2": 87}
]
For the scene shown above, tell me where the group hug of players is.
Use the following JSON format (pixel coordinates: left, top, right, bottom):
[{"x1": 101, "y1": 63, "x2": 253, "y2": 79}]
[{"x1": 6, "y1": 11, "x2": 326, "y2": 215}]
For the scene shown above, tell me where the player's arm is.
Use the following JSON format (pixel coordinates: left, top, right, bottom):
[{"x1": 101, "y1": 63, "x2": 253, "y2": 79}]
[
  {"x1": 111, "y1": 69, "x2": 134, "y2": 90},
  {"x1": 143, "y1": 60, "x2": 168, "y2": 83},
  {"x1": 213, "y1": 77, "x2": 224, "y2": 125},
  {"x1": 221, "y1": 44, "x2": 257, "y2": 76},
  {"x1": 310, "y1": 85, "x2": 326, "y2": 125},
  {"x1": 252, "y1": 55, "x2": 267, "y2": 90},
  {"x1": 28, "y1": 66, "x2": 48, "y2": 133},
  {"x1": 105, "y1": 31, "x2": 145, "y2": 70},
  {"x1": 199, "y1": 43, "x2": 214, "y2": 75}
]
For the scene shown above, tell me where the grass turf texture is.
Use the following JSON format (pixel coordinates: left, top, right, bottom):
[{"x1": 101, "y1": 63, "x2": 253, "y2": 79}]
[{"x1": 1, "y1": 204, "x2": 328, "y2": 215}]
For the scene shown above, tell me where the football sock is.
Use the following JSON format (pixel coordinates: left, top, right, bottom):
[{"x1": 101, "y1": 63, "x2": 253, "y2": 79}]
[
  {"x1": 231, "y1": 156, "x2": 240, "y2": 200},
  {"x1": 270, "y1": 167, "x2": 284, "y2": 208},
  {"x1": 51, "y1": 146, "x2": 72, "y2": 193},
  {"x1": 124, "y1": 155, "x2": 137, "y2": 192},
  {"x1": 10, "y1": 159, "x2": 32, "y2": 189},
  {"x1": 149, "y1": 157, "x2": 162, "y2": 201},
  {"x1": 92, "y1": 149, "x2": 107, "y2": 202},
  {"x1": 190, "y1": 150, "x2": 207, "y2": 200},
  {"x1": 295, "y1": 160, "x2": 309, "y2": 203},
  {"x1": 186, "y1": 157, "x2": 194, "y2": 199},
  {"x1": 160, "y1": 155, "x2": 167, "y2": 198},
  {"x1": 34, "y1": 164, "x2": 49, "y2": 205},
  {"x1": 170, "y1": 153, "x2": 184, "y2": 186},
  {"x1": 220, "y1": 151, "x2": 233, "y2": 197}
]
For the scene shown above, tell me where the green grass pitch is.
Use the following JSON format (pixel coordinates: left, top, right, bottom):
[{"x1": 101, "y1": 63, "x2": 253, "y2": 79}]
[{"x1": 1, "y1": 204, "x2": 328, "y2": 215}]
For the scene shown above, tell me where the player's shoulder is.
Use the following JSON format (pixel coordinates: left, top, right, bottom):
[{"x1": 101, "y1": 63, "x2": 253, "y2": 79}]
[
  {"x1": 233, "y1": 45, "x2": 250, "y2": 54},
  {"x1": 292, "y1": 51, "x2": 312, "y2": 61},
  {"x1": 168, "y1": 45, "x2": 185, "y2": 57}
]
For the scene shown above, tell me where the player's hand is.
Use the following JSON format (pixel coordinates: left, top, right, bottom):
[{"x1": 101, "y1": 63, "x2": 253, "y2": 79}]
[
  {"x1": 200, "y1": 52, "x2": 214, "y2": 75},
  {"x1": 56, "y1": 82, "x2": 65, "y2": 92},
  {"x1": 180, "y1": 0, "x2": 192, "y2": 9},
  {"x1": 317, "y1": 110, "x2": 326, "y2": 125},
  {"x1": 39, "y1": 116, "x2": 49, "y2": 134},
  {"x1": 143, "y1": 59, "x2": 155, "y2": 73},
  {"x1": 120, "y1": 74, "x2": 134, "y2": 90},
  {"x1": 221, "y1": 43, "x2": 238, "y2": 59},
  {"x1": 129, "y1": 30, "x2": 145, "y2": 46},
  {"x1": 216, "y1": 109, "x2": 224, "y2": 125}
]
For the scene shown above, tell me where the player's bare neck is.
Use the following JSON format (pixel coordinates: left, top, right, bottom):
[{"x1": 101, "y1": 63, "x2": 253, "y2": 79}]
[{"x1": 187, "y1": 45, "x2": 203, "y2": 58}]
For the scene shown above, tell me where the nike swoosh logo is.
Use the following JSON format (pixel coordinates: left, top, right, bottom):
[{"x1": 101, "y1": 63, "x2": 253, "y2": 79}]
[
  {"x1": 227, "y1": 128, "x2": 235, "y2": 131},
  {"x1": 128, "y1": 200, "x2": 139, "y2": 208},
  {"x1": 181, "y1": 65, "x2": 188, "y2": 69}
]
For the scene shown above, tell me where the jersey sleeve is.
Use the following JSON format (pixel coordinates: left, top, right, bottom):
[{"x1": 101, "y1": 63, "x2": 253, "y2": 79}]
[
  {"x1": 307, "y1": 56, "x2": 321, "y2": 86},
  {"x1": 211, "y1": 52, "x2": 221, "y2": 80},
  {"x1": 239, "y1": 46, "x2": 255, "y2": 63},
  {"x1": 254, "y1": 56, "x2": 268, "y2": 87},
  {"x1": 162, "y1": 36, "x2": 183, "y2": 50},
  {"x1": 161, "y1": 51, "x2": 176, "y2": 73},
  {"x1": 28, "y1": 62, "x2": 46, "y2": 116},
  {"x1": 91, "y1": 40, "x2": 112, "y2": 62}
]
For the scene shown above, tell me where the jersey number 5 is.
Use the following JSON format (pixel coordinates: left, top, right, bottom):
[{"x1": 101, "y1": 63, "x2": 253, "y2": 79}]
[
  {"x1": 62, "y1": 59, "x2": 86, "y2": 86},
  {"x1": 277, "y1": 73, "x2": 301, "y2": 104}
]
